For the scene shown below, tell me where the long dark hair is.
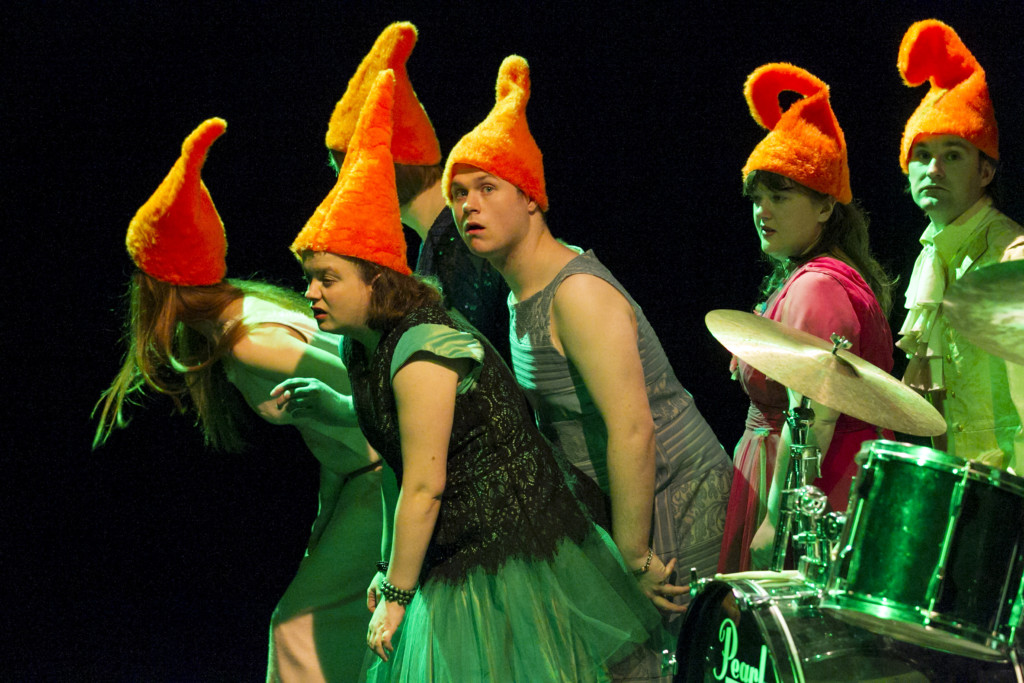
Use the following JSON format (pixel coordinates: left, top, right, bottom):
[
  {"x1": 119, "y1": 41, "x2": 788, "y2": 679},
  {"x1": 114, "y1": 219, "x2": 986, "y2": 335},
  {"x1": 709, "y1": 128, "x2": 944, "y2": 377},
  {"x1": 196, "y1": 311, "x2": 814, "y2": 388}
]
[{"x1": 743, "y1": 170, "x2": 893, "y2": 315}]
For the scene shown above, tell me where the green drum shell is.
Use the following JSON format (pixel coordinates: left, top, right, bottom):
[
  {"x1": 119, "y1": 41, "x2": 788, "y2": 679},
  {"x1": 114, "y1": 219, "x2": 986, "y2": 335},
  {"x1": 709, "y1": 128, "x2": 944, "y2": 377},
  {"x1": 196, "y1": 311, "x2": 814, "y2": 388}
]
[{"x1": 825, "y1": 440, "x2": 1024, "y2": 660}]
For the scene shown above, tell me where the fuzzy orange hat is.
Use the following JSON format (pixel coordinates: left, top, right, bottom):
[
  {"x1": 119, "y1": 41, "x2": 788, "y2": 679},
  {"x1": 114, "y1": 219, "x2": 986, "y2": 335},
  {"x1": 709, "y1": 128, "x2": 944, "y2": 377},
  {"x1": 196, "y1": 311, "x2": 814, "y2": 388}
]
[
  {"x1": 294, "y1": 70, "x2": 410, "y2": 274},
  {"x1": 898, "y1": 19, "x2": 997, "y2": 172},
  {"x1": 126, "y1": 118, "x2": 228, "y2": 286},
  {"x1": 742, "y1": 63, "x2": 851, "y2": 204},
  {"x1": 443, "y1": 55, "x2": 548, "y2": 211},
  {"x1": 325, "y1": 22, "x2": 440, "y2": 166}
]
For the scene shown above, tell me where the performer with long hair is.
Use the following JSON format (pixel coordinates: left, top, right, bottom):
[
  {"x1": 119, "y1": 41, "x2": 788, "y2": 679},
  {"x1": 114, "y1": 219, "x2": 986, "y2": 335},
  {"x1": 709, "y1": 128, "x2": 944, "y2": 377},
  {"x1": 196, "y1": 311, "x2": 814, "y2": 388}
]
[
  {"x1": 93, "y1": 118, "x2": 380, "y2": 682},
  {"x1": 716, "y1": 64, "x2": 894, "y2": 571}
]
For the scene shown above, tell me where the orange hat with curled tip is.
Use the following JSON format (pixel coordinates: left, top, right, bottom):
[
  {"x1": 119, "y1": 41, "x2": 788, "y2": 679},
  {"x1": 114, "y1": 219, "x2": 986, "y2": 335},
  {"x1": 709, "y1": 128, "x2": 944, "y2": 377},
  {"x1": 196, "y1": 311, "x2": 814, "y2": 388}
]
[
  {"x1": 742, "y1": 63, "x2": 852, "y2": 204},
  {"x1": 293, "y1": 70, "x2": 411, "y2": 275},
  {"x1": 443, "y1": 55, "x2": 548, "y2": 211},
  {"x1": 898, "y1": 19, "x2": 998, "y2": 173},
  {"x1": 325, "y1": 21, "x2": 440, "y2": 166},
  {"x1": 126, "y1": 118, "x2": 228, "y2": 285}
]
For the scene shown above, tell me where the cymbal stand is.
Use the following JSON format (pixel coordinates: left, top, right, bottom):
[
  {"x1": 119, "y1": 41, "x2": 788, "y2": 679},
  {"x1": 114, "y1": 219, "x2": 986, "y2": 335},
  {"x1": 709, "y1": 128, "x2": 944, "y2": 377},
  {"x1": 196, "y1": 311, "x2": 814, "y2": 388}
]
[
  {"x1": 770, "y1": 334, "x2": 852, "y2": 579},
  {"x1": 770, "y1": 396, "x2": 819, "y2": 571},
  {"x1": 793, "y1": 485, "x2": 831, "y2": 584}
]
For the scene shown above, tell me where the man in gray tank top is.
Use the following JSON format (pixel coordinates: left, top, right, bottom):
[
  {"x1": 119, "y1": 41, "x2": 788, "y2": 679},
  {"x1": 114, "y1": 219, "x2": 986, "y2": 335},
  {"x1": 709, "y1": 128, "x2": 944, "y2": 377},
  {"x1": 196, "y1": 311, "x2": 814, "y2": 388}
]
[{"x1": 439, "y1": 55, "x2": 733, "y2": 682}]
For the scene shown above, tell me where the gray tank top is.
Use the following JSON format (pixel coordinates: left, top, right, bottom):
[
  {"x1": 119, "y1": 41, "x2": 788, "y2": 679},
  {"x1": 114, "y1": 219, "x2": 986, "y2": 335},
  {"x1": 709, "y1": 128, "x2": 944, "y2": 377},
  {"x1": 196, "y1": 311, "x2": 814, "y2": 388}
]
[{"x1": 509, "y1": 250, "x2": 730, "y2": 559}]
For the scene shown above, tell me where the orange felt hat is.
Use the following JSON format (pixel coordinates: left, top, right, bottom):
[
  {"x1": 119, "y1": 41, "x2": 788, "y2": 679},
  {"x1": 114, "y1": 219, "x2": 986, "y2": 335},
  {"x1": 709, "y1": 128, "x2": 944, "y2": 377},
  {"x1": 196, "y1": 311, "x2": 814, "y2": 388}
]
[
  {"x1": 126, "y1": 118, "x2": 228, "y2": 286},
  {"x1": 443, "y1": 55, "x2": 548, "y2": 211},
  {"x1": 325, "y1": 22, "x2": 440, "y2": 166},
  {"x1": 898, "y1": 19, "x2": 997, "y2": 173},
  {"x1": 742, "y1": 63, "x2": 852, "y2": 204},
  {"x1": 294, "y1": 70, "x2": 410, "y2": 275}
]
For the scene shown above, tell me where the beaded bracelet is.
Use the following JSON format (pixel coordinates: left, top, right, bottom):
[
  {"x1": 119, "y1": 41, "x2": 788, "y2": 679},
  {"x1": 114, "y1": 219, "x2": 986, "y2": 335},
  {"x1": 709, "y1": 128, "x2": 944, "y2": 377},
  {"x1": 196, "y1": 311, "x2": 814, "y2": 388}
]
[
  {"x1": 376, "y1": 561, "x2": 389, "y2": 574},
  {"x1": 632, "y1": 548, "x2": 654, "y2": 577},
  {"x1": 380, "y1": 578, "x2": 417, "y2": 606}
]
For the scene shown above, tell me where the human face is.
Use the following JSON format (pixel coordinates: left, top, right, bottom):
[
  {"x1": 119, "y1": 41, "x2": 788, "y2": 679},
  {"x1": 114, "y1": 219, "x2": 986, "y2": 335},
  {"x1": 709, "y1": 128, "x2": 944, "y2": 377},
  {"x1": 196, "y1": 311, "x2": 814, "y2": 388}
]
[
  {"x1": 908, "y1": 134, "x2": 994, "y2": 228},
  {"x1": 449, "y1": 164, "x2": 535, "y2": 262},
  {"x1": 749, "y1": 181, "x2": 833, "y2": 261},
  {"x1": 301, "y1": 252, "x2": 374, "y2": 339}
]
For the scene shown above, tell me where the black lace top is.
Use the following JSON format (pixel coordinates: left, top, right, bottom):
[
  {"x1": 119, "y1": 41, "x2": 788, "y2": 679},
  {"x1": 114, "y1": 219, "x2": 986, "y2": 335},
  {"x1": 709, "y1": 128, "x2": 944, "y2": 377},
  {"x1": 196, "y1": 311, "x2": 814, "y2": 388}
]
[{"x1": 344, "y1": 304, "x2": 593, "y2": 584}]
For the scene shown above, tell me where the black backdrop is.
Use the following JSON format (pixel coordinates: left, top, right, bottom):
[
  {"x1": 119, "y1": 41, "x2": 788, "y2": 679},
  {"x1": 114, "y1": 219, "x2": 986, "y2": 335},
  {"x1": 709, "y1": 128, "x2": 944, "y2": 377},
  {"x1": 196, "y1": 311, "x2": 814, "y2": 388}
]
[{"x1": 6, "y1": 1, "x2": 1023, "y2": 679}]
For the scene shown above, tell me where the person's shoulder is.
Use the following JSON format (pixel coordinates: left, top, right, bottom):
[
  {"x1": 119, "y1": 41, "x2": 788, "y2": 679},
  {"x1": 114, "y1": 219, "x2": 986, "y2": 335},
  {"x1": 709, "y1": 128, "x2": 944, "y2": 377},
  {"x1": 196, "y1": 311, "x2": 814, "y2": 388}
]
[
  {"x1": 229, "y1": 324, "x2": 306, "y2": 370},
  {"x1": 551, "y1": 273, "x2": 634, "y2": 337},
  {"x1": 1001, "y1": 233, "x2": 1024, "y2": 262},
  {"x1": 404, "y1": 302, "x2": 451, "y2": 327},
  {"x1": 554, "y1": 267, "x2": 624, "y2": 305},
  {"x1": 976, "y1": 207, "x2": 1024, "y2": 258},
  {"x1": 784, "y1": 259, "x2": 855, "y2": 300}
]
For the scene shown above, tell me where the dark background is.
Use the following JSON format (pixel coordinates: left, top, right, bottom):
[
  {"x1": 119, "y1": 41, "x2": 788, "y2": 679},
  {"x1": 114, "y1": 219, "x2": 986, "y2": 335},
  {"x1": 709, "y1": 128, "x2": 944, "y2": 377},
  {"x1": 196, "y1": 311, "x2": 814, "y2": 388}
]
[{"x1": 6, "y1": 1, "x2": 1023, "y2": 679}]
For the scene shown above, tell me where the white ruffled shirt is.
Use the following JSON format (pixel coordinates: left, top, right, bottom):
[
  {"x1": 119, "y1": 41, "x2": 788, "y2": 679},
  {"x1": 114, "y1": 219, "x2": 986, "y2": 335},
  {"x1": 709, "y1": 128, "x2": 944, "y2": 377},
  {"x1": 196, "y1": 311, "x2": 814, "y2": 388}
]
[
  {"x1": 897, "y1": 197, "x2": 993, "y2": 392},
  {"x1": 897, "y1": 196, "x2": 1024, "y2": 470}
]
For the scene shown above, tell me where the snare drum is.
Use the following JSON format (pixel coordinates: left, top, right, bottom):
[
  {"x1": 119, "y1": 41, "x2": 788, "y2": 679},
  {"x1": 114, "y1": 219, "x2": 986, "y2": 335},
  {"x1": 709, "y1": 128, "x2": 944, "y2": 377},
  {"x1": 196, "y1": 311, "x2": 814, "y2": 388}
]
[
  {"x1": 824, "y1": 440, "x2": 1024, "y2": 660},
  {"x1": 674, "y1": 574, "x2": 1023, "y2": 682}
]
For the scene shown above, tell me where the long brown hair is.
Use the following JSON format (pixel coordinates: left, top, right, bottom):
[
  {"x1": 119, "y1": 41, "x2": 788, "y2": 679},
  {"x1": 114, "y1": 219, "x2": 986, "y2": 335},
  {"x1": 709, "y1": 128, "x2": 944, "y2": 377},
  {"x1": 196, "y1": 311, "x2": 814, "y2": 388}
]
[
  {"x1": 743, "y1": 170, "x2": 893, "y2": 316},
  {"x1": 93, "y1": 271, "x2": 310, "y2": 451}
]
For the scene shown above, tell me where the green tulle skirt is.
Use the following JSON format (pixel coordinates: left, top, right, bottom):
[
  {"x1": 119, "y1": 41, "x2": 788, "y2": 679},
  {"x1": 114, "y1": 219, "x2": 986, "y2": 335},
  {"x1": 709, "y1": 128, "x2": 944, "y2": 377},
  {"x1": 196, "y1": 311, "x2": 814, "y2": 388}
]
[{"x1": 363, "y1": 526, "x2": 670, "y2": 682}]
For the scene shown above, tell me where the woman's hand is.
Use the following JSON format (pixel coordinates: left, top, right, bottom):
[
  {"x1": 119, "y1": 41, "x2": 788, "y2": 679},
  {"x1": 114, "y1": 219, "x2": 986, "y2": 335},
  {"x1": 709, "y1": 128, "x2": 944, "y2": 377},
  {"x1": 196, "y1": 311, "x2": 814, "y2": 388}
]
[
  {"x1": 635, "y1": 554, "x2": 689, "y2": 613},
  {"x1": 366, "y1": 598, "x2": 406, "y2": 662},
  {"x1": 749, "y1": 518, "x2": 776, "y2": 569},
  {"x1": 366, "y1": 572, "x2": 383, "y2": 613},
  {"x1": 270, "y1": 377, "x2": 357, "y2": 426}
]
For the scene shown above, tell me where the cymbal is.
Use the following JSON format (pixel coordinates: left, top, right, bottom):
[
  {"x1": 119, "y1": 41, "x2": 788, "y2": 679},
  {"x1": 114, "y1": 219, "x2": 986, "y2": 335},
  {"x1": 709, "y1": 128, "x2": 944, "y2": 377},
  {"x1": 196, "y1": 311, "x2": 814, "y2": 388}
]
[
  {"x1": 706, "y1": 309, "x2": 946, "y2": 437},
  {"x1": 943, "y1": 261, "x2": 1024, "y2": 366}
]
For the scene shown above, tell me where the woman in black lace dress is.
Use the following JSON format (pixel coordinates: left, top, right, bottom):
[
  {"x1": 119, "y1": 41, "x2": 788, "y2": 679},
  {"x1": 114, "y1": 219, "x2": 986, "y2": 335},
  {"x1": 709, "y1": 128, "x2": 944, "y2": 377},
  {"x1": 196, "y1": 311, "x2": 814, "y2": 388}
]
[{"x1": 290, "y1": 69, "x2": 667, "y2": 682}]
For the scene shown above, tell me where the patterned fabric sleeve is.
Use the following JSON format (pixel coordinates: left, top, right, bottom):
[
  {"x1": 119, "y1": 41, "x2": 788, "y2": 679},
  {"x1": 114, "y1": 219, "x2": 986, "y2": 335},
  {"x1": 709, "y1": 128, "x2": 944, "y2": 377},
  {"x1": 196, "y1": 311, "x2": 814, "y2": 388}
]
[{"x1": 390, "y1": 323, "x2": 486, "y2": 395}]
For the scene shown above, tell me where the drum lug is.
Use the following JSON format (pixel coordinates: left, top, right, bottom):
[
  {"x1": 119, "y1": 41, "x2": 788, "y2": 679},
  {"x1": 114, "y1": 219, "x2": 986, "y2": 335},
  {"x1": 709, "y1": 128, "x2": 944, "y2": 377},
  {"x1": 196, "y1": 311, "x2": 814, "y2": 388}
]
[{"x1": 823, "y1": 512, "x2": 846, "y2": 542}]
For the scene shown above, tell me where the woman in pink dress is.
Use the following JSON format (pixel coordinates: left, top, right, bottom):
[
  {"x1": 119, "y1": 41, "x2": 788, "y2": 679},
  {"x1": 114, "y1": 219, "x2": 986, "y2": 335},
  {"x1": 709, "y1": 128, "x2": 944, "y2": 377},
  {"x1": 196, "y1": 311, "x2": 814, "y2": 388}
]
[{"x1": 718, "y1": 64, "x2": 894, "y2": 572}]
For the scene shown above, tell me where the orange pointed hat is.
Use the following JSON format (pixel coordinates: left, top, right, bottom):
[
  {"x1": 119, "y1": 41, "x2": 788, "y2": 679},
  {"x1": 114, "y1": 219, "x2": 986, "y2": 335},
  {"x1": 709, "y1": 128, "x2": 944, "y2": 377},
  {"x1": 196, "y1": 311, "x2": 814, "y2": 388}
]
[
  {"x1": 126, "y1": 118, "x2": 228, "y2": 285},
  {"x1": 898, "y1": 19, "x2": 997, "y2": 172},
  {"x1": 325, "y1": 22, "x2": 440, "y2": 166},
  {"x1": 742, "y1": 63, "x2": 852, "y2": 204},
  {"x1": 293, "y1": 70, "x2": 410, "y2": 274},
  {"x1": 443, "y1": 55, "x2": 548, "y2": 211}
]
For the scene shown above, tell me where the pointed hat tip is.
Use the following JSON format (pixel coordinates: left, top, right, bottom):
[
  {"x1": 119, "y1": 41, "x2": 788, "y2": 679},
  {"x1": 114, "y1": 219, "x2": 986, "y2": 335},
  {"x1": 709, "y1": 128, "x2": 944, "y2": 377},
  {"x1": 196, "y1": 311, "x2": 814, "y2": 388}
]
[
  {"x1": 497, "y1": 55, "x2": 530, "y2": 99},
  {"x1": 382, "y1": 21, "x2": 418, "y2": 65}
]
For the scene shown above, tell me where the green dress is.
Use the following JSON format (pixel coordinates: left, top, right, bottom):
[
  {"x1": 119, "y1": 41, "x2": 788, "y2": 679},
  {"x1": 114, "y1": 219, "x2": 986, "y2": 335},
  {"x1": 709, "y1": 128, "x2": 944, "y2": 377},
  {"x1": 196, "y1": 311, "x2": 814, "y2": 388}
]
[{"x1": 345, "y1": 304, "x2": 669, "y2": 682}]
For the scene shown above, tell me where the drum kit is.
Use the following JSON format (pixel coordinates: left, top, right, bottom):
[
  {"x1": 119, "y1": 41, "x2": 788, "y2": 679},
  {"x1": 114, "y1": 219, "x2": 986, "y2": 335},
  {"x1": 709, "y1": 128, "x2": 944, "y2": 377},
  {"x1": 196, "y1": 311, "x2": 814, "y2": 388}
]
[{"x1": 676, "y1": 262, "x2": 1024, "y2": 682}]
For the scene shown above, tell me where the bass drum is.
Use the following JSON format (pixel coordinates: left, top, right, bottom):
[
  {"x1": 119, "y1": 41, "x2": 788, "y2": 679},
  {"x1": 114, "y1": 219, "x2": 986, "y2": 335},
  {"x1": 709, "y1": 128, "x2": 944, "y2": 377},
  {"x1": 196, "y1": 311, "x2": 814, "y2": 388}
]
[{"x1": 674, "y1": 575, "x2": 1023, "y2": 682}]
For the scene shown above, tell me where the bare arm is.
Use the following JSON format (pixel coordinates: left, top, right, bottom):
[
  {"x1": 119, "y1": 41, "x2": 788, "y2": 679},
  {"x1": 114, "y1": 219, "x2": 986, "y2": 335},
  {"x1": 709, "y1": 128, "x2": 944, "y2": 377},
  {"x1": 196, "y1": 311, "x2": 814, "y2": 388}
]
[
  {"x1": 231, "y1": 325, "x2": 349, "y2": 390},
  {"x1": 230, "y1": 325, "x2": 359, "y2": 429},
  {"x1": 551, "y1": 275, "x2": 652, "y2": 562},
  {"x1": 551, "y1": 275, "x2": 684, "y2": 611},
  {"x1": 367, "y1": 352, "x2": 464, "y2": 660}
]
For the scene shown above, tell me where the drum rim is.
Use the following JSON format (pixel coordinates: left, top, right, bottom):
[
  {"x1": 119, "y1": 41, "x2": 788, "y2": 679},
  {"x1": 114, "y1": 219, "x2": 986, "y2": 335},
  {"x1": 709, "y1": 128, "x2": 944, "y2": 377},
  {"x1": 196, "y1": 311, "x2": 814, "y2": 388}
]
[
  {"x1": 857, "y1": 439, "x2": 1024, "y2": 492},
  {"x1": 856, "y1": 439, "x2": 963, "y2": 471},
  {"x1": 821, "y1": 595, "x2": 1013, "y2": 662}
]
